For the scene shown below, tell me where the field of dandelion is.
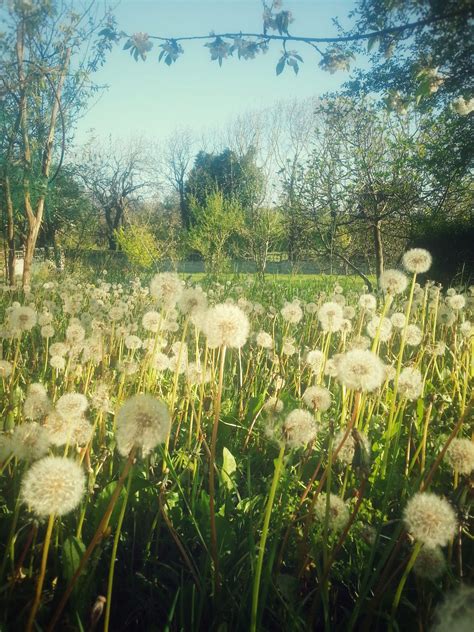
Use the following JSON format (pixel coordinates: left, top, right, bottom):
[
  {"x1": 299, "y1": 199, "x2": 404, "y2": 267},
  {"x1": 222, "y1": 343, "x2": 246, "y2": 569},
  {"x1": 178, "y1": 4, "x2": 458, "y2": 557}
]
[{"x1": 0, "y1": 249, "x2": 473, "y2": 632}]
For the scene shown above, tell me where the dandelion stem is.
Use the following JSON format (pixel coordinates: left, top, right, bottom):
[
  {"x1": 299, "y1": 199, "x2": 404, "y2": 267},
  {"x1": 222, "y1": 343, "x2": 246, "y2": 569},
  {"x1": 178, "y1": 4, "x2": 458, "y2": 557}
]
[
  {"x1": 103, "y1": 464, "x2": 133, "y2": 632},
  {"x1": 25, "y1": 513, "x2": 55, "y2": 632},
  {"x1": 250, "y1": 442, "x2": 285, "y2": 632}
]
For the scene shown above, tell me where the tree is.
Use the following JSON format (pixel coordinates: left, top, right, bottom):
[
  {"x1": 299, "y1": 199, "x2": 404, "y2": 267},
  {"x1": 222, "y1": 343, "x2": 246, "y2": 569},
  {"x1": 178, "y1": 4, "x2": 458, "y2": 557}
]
[
  {"x1": 74, "y1": 137, "x2": 154, "y2": 250},
  {"x1": 187, "y1": 191, "x2": 243, "y2": 274},
  {"x1": 160, "y1": 128, "x2": 195, "y2": 229},
  {"x1": 344, "y1": 0, "x2": 473, "y2": 110},
  {"x1": 240, "y1": 206, "x2": 283, "y2": 278},
  {"x1": 185, "y1": 147, "x2": 265, "y2": 222},
  {"x1": 0, "y1": 0, "x2": 114, "y2": 286},
  {"x1": 279, "y1": 99, "x2": 434, "y2": 286}
]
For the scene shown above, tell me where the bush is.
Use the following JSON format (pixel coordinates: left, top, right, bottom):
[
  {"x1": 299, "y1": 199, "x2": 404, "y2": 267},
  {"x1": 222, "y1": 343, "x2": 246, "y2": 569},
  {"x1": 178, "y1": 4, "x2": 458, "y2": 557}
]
[{"x1": 114, "y1": 225, "x2": 160, "y2": 270}]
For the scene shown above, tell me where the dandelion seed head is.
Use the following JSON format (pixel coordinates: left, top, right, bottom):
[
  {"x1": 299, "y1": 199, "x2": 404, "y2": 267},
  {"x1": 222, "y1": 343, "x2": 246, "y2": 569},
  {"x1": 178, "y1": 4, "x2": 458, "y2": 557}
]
[
  {"x1": 203, "y1": 304, "x2": 250, "y2": 349},
  {"x1": 142, "y1": 310, "x2": 161, "y2": 333},
  {"x1": 337, "y1": 350, "x2": 385, "y2": 392},
  {"x1": 305, "y1": 349, "x2": 324, "y2": 372},
  {"x1": 445, "y1": 438, "x2": 474, "y2": 475},
  {"x1": 413, "y1": 545, "x2": 446, "y2": 580},
  {"x1": 56, "y1": 393, "x2": 89, "y2": 419},
  {"x1": 404, "y1": 492, "x2": 457, "y2": 547},
  {"x1": 447, "y1": 294, "x2": 466, "y2": 310},
  {"x1": 402, "y1": 248, "x2": 432, "y2": 274},
  {"x1": 21, "y1": 455, "x2": 85, "y2": 517},
  {"x1": 0, "y1": 360, "x2": 13, "y2": 378},
  {"x1": 405, "y1": 324, "x2": 423, "y2": 347},
  {"x1": 314, "y1": 493, "x2": 349, "y2": 532},
  {"x1": 366, "y1": 316, "x2": 392, "y2": 342},
  {"x1": 11, "y1": 422, "x2": 51, "y2": 461},
  {"x1": 318, "y1": 302, "x2": 344, "y2": 332},
  {"x1": 281, "y1": 301, "x2": 303, "y2": 324},
  {"x1": 150, "y1": 272, "x2": 184, "y2": 308},
  {"x1": 380, "y1": 269, "x2": 408, "y2": 295},
  {"x1": 283, "y1": 409, "x2": 317, "y2": 448},
  {"x1": 302, "y1": 386, "x2": 331, "y2": 412},
  {"x1": 398, "y1": 367, "x2": 423, "y2": 400},
  {"x1": 23, "y1": 383, "x2": 51, "y2": 420},
  {"x1": 115, "y1": 394, "x2": 170, "y2": 457},
  {"x1": 432, "y1": 585, "x2": 474, "y2": 632},
  {"x1": 390, "y1": 312, "x2": 406, "y2": 329},
  {"x1": 334, "y1": 429, "x2": 370, "y2": 465},
  {"x1": 263, "y1": 397, "x2": 284, "y2": 415},
  {"x1": 359, "y1": 294, "x2": 377, "y2": 311},
  {"x1": 256, "y1": 331, "x2": 273, "y2": 349}
]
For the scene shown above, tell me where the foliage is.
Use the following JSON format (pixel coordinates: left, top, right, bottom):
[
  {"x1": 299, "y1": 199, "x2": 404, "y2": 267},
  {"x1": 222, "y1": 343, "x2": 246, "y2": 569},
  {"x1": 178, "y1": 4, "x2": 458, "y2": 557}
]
[
  {"x1": 0, "y1": 260, "x2": 472, "y2": 631},
  {"x1": 187, "y1": 191, "x2": 243, "y2": 273},
  {"x1": 114, "y1": 225, "x2": 160, "y2": 269},
  {"x1": 185, "y1": 147, "x2": 265, "y2": 222}
]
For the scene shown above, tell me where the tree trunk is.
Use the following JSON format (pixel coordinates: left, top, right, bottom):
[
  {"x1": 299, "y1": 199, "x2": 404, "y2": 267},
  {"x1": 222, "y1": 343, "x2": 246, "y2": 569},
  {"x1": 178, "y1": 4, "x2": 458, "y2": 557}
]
[
  {"x1": 3, "y1": 174, "x2": 16, "y2": 286},
  {"x1": 373, "y1": 220, "x2": 384, "y2": 287},
  {"x1": 22, "y1": 202, "x2": 44, "y2": 287}
]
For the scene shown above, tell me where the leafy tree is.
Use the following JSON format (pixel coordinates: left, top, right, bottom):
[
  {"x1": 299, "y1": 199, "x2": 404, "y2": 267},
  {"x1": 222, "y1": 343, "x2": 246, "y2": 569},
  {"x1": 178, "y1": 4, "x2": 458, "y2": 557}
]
[
  {"x1": 239, "y1": 206, "x2": 283, "y2": 279},
  {"x1": 279, "y1": 98, "x2": 456, "y2": 286},
  {"x1": 187, "y1": 191, "x2": 243, "y2": 274},
  {"x1": 0, "y1": 0, "x2": 114, "y2": 285},
  {"x1": 185, "y1": 147, "x2": 265, "y2": 225},
  {"x1": 344, "y1": 0, "x2": 473, "y2": 110}
]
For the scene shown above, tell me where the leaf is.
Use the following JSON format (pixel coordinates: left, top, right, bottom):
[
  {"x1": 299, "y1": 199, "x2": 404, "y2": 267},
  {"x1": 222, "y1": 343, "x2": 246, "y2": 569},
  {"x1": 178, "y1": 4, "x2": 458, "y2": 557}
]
[
  {"x1": 62, "y1": 536, "x2": 86, "y2": 585},
  {"x1": 367, "y1": 36, "x2": 378, "y2": 52},
  {"x1": 221, "y1": 447, "x2": 237, "y2": 490},
  {"x1": 276, "y1": 57, "x2": 286, "y2": 76}
]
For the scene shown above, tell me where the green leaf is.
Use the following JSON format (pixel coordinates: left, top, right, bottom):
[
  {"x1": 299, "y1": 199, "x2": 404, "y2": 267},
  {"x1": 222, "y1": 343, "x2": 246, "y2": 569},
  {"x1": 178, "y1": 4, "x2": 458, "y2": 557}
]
[
  {"x1": 367, "y1": 36, "x2": 378, "y2": 52},
  {"x1": 276, "y1": 57, "x2": 286, "y2": 76},
  {"x1": 62, "y1": 536, "x2": 85, "y2": 585},
  {"x1": 221, "y1": 446, "x2": 237, "y2": 490}
]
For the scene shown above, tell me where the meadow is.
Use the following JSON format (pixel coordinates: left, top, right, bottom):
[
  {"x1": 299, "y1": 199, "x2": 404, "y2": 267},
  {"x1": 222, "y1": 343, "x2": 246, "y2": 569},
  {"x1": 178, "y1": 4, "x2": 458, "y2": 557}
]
[{"x1": 0, "y1": 249, "x2": 472, "y2": 632}]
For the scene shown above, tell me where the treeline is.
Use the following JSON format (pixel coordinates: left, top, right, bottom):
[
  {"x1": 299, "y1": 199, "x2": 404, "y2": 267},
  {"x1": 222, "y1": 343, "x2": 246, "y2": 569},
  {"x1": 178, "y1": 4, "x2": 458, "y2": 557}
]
[{"x1": 24, "y1": 97, "x2": 471, "y2": 285}]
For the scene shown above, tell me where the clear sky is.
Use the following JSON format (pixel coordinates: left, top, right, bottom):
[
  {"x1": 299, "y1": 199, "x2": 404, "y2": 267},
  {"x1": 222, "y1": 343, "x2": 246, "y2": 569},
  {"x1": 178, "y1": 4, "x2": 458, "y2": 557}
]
[{"x1": 75, "y1": 0, "x2": 358, "y2": 143}]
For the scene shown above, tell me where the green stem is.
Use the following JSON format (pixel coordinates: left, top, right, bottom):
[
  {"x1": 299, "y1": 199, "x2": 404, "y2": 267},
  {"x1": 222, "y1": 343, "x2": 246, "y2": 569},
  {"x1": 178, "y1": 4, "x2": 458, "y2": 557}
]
[
  {"x1": 391, "y1": 541, "x2": 422, "y2": 621},
  {"x1": 25, "y1": 513, "x2": 55, "y2": 632},
  {"x1": 250, "y1": 442, "x2": 285, "y2": 632},
  {"x1": 103, "y1": 465, "x2": 133, "y2": 632}
]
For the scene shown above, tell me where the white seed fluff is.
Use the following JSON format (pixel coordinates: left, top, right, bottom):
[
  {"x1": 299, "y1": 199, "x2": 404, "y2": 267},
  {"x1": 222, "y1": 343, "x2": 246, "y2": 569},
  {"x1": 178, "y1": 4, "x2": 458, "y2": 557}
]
[
  {"x1": 21, "y1": 456, "x2": 85, "y2": 517},
  {"x1": 403, "y1": 492, "x2": 457, "y2": 548}
]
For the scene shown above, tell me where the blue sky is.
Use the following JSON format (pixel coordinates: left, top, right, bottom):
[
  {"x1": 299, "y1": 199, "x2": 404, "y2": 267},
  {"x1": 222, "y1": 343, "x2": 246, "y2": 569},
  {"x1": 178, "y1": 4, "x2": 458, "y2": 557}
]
[{"x1": 75, "y1": 0, "x2": 358, "y2": 143}]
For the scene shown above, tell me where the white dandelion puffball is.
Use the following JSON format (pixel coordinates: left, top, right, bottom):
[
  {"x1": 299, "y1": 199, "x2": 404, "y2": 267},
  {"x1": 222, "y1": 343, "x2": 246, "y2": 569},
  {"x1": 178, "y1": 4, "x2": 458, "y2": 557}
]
[
  {"x1": 43, "y1": 411, "x2": 77, "y2": 447},
  {"x1": 402, "y1": 248, "x2": 432, "y2": 274},
  {"x1": 379, "y1": 269, "x2": 408, "y2": 295},
  {"x1": 334, "y1": 429, "x2": 371, "y2": 466},
  {"x1": 11, "y1": 422, "x2": 51, "y2": 461},
  {"x1": 142, "y1": 310, "x2": 161, "y2": 333},
  {"x1": 413, "y1": 545, "x2": 446, "y2": 580},
  {"x1": 459, "y1": 321, "x2": 472, "y2": 338},
  {"x1": 49, "y1": 342, "x2": 68, "y2": 357},
  {"x1": 447, "y1": 294, "x2": 466, "y2": 310},
  {"x1": 50, "y1": 355, "x2": 66, "y2": 371},
  {"x1": 262, "y1": 396, "x2": 284, "y2": 415},
  {"x1": 0, "y1": 360, "x2": 13, "y2": 378},
  {"x1": 283, "y1": 409, "x2": 317, "y2": 448},
  {"x1": 115, "y1": 394, "x2": 171, "y2": 457},
  {"x1": 124, "y1": 334, "x2": 142, "y2": 351},
  {"x1": 398, "y1": 367, "x2": 423, "y2": 400},
  {"x1": 281, "y1": 301, "x2": 303, "y2": 324},
  {"x1": 150, "y1": 272, "x2": 184, "y2": 308},
  {"x1": 390, "y1": 312, "x2": 406, "y2": 329},
  {"x1": 366, "y1": 316, "x2": 392, "y2": 342},
  {"x1": 21, "y1": 456, "x2": 85, "y2": 517},
  {"x1": 337, "y1": 350, "x2": 385, "y2": 392},
  {"x1": 56, "y1": 393, "x2": 89, "y2": 419},
  {"x1": 256, "y1": 331, "x2": 273, "y2": 349},
  {"x1": 203, "y1": 304, "x2": 250, "y2": 349},
  {"x1": 318, "y1": 302, "x2": 344, "y2": 332},
  {"x1": 23, "y1": 383, "x2": 52, "y2": 420},
  {"x1": 405, "y1": 324, "x2": 423, "y2": 347},
  {"x1": 403, "y1": 492, "x2": 457, "y2": 547},
  {"x1": 305, "y1": 349, "x2": 324, "y2": 372},
  {"x1": 178, "y1": 286, "x2": 208, "y2": 316},
  {"x1": 445, "y1": 438, "x2": 474, "y2": 475},
  {"x1": 432, "y1": 585, "x2": 474, "y2": 632},
  {"x1": 8, "y1": 306, "x2": 37, "y2": 332},
  {"x1": 314, "y1": 493, "x2": 349, "y2": 533},
  {"x1": 302, "y1": 386, "x2": 332, "y2": 412},
  {"x1": 359, "y1": 294, "x2": 377, "y2": 311}
]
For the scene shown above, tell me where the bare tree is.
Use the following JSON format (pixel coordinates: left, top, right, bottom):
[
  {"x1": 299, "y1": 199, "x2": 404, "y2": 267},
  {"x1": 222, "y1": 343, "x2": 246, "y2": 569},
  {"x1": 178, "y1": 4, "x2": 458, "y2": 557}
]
[
  {"x1": 160, "y1": 129, "x2": 195, "y2": 228},
  {"x1": 74, "y1": 137, "x2": 154, "y2": 250}
]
